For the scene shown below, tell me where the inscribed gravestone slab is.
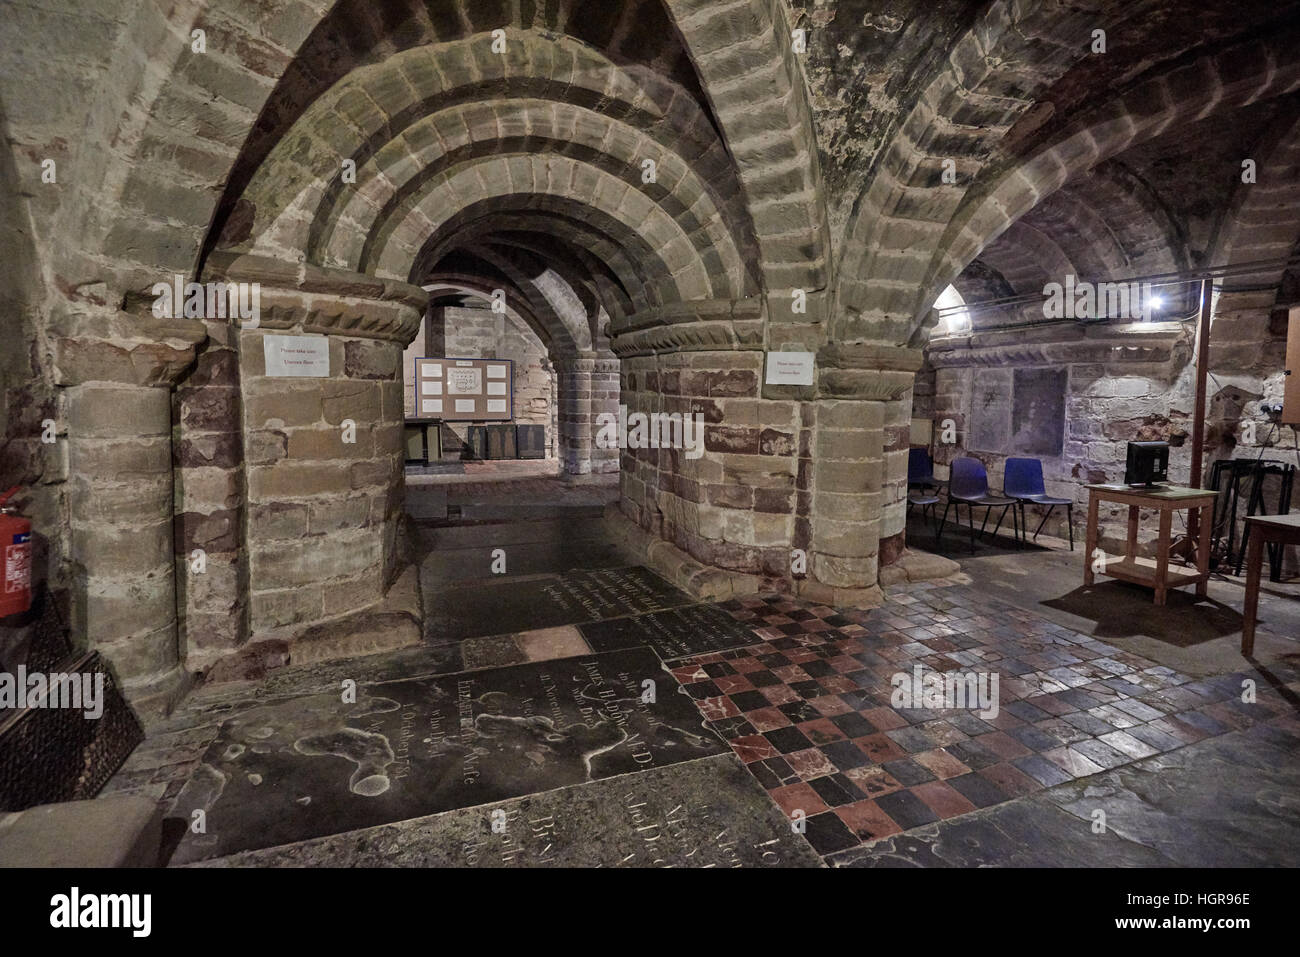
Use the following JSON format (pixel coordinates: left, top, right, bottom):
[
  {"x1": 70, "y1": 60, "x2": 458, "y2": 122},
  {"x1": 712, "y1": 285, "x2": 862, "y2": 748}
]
[
  {"x1": 580, "y1": 603, "x2": 761, "y2": 660},
  {"x1": 169, "y1": 647, "x2": 726, "y2": 863},
  {"x1": 190, "y1": 754, "x2": 823, "y2": 868},
  {"x1": 428, "y1": 566, "x2": 696, "y2": 641}
]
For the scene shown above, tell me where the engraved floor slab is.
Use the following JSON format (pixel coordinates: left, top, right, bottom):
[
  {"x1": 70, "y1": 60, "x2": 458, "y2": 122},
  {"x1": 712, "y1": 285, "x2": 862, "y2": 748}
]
[
  {"x1": 190, "y1": 754, "x2": 822, "y2": 868},
  {"x1": 169, "y1": 648, "x2": 726, "y2": 863},
  {"x1": 580, "y1": 603, "x2": 762, "y2": 660},
  {"x1": 426, "y1": 566, "x2": 696, "y2": 641}
]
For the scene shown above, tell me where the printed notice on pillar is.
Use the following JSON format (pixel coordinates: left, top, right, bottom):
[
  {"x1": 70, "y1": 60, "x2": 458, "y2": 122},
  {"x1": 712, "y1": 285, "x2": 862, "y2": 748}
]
[
  {"x1": 263, "y1": 334, "x2": 330, "y2": 377},
  {"x1": 765, "y1": 351, "x2": 815, "y2": 385}
]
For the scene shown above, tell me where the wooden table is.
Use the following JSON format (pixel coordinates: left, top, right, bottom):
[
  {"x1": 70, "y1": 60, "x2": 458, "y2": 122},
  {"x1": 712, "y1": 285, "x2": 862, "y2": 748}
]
[
  {"x1": 1241, "y1": 513, "x2": 1300, "y2": 655},
  {"x1": 1083, "y1": 484, "x2": 1217, "y2": 605}
]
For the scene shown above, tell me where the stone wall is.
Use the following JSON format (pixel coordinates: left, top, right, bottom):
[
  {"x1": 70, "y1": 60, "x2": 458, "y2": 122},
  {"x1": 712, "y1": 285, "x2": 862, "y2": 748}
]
[
  {"x1": 180, "y1": 253, "x2": 425, "y2": 681},
  {"x1": 618, "y1": 348, "x2": 797, "y2": 581},
  {"x1": 0, "y1": 110, "x2": 63, "y2": 677},
  {"x1": 922, "y1": 308, "x2": 1297, "y2": 569}
]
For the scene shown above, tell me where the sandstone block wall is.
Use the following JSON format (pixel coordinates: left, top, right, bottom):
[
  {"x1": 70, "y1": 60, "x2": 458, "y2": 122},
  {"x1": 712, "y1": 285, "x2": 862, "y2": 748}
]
[
  {"x1": 619, "y1": 349, "x2": 798, "y2": 579},
  {"x1": 239, "y1": 332, "x2": 406, "y2": 646},
  {"x1": 922, "y1": 308, "x2": 1296, "y2": 570}
]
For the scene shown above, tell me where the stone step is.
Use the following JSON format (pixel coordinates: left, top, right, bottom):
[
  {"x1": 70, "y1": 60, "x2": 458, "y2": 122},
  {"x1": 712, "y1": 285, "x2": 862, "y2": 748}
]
[{"x1": 0, "y1": 795, "x2": 162, "y2": 868}]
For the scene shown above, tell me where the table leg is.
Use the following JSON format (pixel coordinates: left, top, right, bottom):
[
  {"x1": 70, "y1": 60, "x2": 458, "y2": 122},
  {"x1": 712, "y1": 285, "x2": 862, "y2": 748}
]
[
  {"x1": 1242, "y1": 531, "x2": 1265, "y2": 657},
  {"x1": 1084, "y1": 492, "x2": 1100, "y2": 586},
  {"x1": 1125, "y1": 505, "x2": 1139, "y2": 561},
  {"x1": 1154, "y1": 508, "x2": 1172, "y2": 606},
  {"x1": 1196, "y1": 502, "x2": 1212, "y2": 598}
]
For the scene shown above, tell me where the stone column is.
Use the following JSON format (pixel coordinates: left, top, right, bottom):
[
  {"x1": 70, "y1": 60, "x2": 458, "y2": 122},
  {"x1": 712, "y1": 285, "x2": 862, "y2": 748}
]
[
  {"x1": 806, "y1": 344, "x2": 923, "y2": 600},
  {"x1": 609, "y1": 302, "x2": 803, "y2": 593},
  {"x1": 52, "y1": 306, "x2": 207, "y2": 720},
  {"x1": 555, "y1": 353, "x2": 620, "y2": 475},
  {"x1": 204, "y1": 252, "x2": 425, "y2": 665}
]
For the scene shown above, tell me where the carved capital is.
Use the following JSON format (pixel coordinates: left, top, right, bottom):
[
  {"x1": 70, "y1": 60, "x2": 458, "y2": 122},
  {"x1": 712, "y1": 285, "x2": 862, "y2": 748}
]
[
  {"x1": 815, "y1": 343, "x2": 923, "y2": 400},
  {"x1": 204, "y1": 252, "x2": 428, "y2": 346}
]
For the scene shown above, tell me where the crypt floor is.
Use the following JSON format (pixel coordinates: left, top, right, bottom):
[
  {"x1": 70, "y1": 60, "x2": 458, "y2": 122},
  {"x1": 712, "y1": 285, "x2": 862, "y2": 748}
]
[{"x1": 99, "y1": 480, "x2": 1300, "y2": 867}]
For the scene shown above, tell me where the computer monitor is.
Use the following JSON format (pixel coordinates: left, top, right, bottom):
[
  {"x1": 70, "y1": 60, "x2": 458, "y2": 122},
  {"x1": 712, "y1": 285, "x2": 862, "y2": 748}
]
[{"x1": 1124, "y1": 441, "x2": 1169, "y2": 487}]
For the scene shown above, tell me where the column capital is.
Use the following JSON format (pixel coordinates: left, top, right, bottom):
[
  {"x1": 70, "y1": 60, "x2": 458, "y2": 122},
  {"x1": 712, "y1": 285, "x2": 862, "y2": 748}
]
[
  {"x1": 205, "y1": 251, "x2": 427, "y2": 346},
  {"x1": 50, "y1": 305, "x2": 208, "y2": 388},
  {"x1": 816, "y1": 343, "x2": 923, "y2": 401},
  {"x1": 609, "y1": 298, "x2": 764, "y2": 358}
]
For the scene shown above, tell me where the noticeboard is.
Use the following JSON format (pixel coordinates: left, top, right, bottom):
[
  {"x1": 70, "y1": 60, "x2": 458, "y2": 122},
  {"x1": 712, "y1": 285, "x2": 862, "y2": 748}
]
[{"x1": 414, "y1": 357, "x2": 513, "y2": 421}]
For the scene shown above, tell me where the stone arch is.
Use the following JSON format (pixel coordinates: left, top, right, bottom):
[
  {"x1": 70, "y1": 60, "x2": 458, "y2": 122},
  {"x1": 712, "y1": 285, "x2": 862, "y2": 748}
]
[
  {"x1": 892, "y1": 32, "x2": 1300, "y2": 346},
  {"x1": 1208, "y1": 107, "x2": 1300, "y2": 292},
  {"x1": 413, "y1": 207, "x2": 652, "y2": 320},
  {"x1": 832, "y1": 0, "x2": 1103, "y2": 343},
  {"x1": 422, "y1": 258, "x2": 574, "y2": 357},
  {"x1": 458, "y1": 243, "x2": 591, "y2": 355},
  {"x1": 660, "y1": 0, "x2": 832, "y2": 306}
]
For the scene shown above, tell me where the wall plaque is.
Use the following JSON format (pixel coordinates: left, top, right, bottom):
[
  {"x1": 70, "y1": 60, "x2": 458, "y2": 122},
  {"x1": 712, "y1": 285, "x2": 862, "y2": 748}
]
[
  {"x1": 765, "y1": 351, "x2": 815, "y2": 385},
  {"x1": 263, "y1": 334, "x2": 330, "y2": 377}
]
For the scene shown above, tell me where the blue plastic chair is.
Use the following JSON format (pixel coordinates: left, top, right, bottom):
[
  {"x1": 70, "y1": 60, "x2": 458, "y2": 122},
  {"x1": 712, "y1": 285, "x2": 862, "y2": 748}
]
[
  {"x1": 937, "y1": 457, "x2": 1019, "y2": 552},
  {"x1": 1004, "y1": 457, "x2": 1074, "y2": 550},
  {"x1": 908, "y1": 448, "x2": 937, "y2": 489}
]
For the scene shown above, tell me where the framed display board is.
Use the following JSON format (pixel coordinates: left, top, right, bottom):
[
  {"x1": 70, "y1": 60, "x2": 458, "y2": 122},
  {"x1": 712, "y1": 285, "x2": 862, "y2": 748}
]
[{"x1": 414, "y1": 357, "x2": 514, "y2": 421}]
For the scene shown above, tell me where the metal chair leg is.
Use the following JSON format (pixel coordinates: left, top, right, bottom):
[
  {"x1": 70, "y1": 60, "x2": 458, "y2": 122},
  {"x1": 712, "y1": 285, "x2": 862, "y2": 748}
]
[
  {"x1": 1033, "y1": 505, "x2": 1054, "y2": 540},
  {"x1": 1067, "y1": 504, "x2": 1074, "y2": 551},
  {"x1": 937, "y1": 501, "x2": 951, "y2": 543},
  {"x1": 968, "y1": 503, "x2": 977, "y2": 553},
  {"x1": 991, "y1": 504, "x2": 1009, "y2": 540}
]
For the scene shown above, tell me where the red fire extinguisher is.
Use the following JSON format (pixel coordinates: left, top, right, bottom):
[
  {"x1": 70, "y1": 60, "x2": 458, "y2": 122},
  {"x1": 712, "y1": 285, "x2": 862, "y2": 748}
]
[{"x1": 0, "y1": 486, "x2": 32, "y2": 617}]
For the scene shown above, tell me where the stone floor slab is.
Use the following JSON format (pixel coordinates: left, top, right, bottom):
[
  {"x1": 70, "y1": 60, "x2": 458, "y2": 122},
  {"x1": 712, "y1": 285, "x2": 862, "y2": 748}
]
[
  {"x1": 426, "y1": 566, "x2": 696, "y2": 641},
  {"x1": 580, "y1": 602, "x2": 762, "y2": 660},
  {"x1": 189, "y1": 754, "x2": 822, "y2": 868},
  {"x1": 169, "y1": 647, "x2": 726, "y2": 863}
]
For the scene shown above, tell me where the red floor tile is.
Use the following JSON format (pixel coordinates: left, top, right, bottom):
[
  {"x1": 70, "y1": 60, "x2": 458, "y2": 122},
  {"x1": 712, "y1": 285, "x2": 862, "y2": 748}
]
[
  {"x1": 834, "y1": 799, "x2": 904, "y2": 842},
  {"x1": 769, "y1": 781, "x2": 828, "y2": 818},
  {"x1": 912, "y1": 780, "x2": 978, "y2": 818}
]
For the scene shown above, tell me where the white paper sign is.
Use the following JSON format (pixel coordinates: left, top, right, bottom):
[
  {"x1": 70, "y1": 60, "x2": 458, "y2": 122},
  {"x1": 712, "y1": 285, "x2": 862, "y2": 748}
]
[
  {"x1": 486, "y1": 399, "x2": 508, "y2": 414},
  {"x1": 765, "y1": 351, "x2": 815, "y2": 386},
  {"x1": 487, "y1": 381, "x2": 507, "y2": 395},
  {"x1": 447, "y1": 368, "x2": 483, "y2": 394},
  {"x1": 487, "y1": 365, "x2": 507, "y2": 379},
  {"x1": 422, "y1": 381, "x2": 443, "y2": 395},
  {"x1": 264, "y1": 335, "x2": 330, "y2": 377},
  {"x1": 421, "y1": 399, "x2": 443, "y2": 414},
  {"x1": 454, "y1": 399, "x2": 476, "y2": 413}
]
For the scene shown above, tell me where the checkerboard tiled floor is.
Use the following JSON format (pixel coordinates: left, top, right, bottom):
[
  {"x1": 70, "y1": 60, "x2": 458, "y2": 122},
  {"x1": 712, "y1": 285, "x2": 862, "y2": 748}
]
[{"x1": 671, "y1": 586, "x2": 1298, "y2": 856}]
